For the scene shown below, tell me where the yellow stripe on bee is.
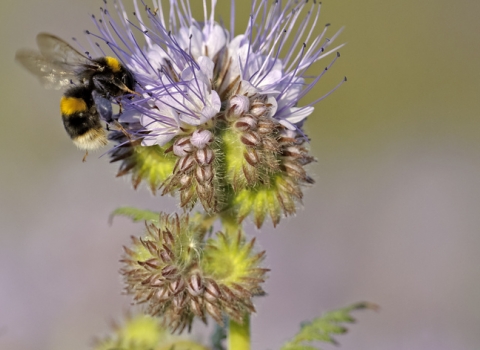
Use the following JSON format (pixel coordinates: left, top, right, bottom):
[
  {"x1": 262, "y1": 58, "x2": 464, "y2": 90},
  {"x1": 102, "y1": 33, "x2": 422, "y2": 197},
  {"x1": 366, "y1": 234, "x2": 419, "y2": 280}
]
[
  {"x1": 105, "y1": 56, "x2": 121, "y2": 72},
  {"x1": 60, "y1": 96, "x2": 87, "y2": 115}
]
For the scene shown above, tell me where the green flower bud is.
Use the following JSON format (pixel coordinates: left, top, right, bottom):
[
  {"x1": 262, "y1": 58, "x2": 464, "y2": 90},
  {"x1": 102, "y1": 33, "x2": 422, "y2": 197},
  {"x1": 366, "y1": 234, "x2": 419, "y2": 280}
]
[
  {"x1": 94, "y1": 314, "x2": 163, "y2": 350},
  {"x1": 93, "y1": 313, "x2": 207, "y2": 350},
  {"x1": 201, "y1": 231, "x2": 269, "y2": 321}
]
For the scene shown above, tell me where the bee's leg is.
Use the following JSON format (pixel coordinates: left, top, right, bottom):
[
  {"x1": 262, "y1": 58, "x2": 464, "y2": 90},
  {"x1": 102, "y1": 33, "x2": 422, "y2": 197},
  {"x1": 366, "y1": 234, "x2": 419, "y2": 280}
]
[
  {"x1": 113, "y1": 121, "x2": 131, "y2": 140},
  {"x1": 116, "y1": 97, "x2": 123, "y2": 114},
  {"x1": 82, "y1": 150, "x2": 89, "y2": 162}
]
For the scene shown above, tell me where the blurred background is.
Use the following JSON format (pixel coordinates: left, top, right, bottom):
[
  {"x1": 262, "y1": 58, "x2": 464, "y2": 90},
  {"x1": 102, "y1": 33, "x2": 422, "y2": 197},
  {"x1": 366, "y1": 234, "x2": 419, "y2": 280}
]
[{"x1": 1, "y1": 0, "x2": 480, "y2": 349}]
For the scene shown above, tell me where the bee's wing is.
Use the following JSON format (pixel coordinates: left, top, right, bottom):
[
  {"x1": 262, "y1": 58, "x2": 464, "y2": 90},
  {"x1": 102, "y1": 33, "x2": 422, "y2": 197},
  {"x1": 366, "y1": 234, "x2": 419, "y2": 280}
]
[
  {"x1": 15, "y1": 48, "x2": 79, "y2": 90},
  {"x1": 35, "y1": 33, "x2": 97, "y2": 73},
  {"x1": 15, "y1": 33, "x2": 101, "y2": 90}
]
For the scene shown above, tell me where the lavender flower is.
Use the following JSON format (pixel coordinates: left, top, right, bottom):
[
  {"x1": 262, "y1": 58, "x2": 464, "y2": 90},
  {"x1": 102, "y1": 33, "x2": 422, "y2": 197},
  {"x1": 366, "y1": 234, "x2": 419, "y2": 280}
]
[{"x1": 92, "y1": 0, "x2": 344, "y2": 223}]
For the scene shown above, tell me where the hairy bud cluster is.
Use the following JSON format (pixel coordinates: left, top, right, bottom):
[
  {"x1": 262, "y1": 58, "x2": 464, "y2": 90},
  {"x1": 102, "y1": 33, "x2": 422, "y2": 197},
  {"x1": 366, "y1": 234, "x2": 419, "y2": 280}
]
[
  {"x1": 221, "y1": 89, "x2": 316, "y2": 227},
  {"x1": 161, "y1": 129, "x2": 219, "y2": 212},
  {"x1": 232, "y1": 128, "x2": 316, "y2": 228},
  {"x1": 110, "y1": 90, "x2": 315, "y2": 227},
  {"x1": 94, "y1": 0, "x2": 341, "y2": 227},
  {"x1": 223, "y1": 93, "x2": 279, "y2": 190},
  {"x1": 120, "y1": 213, "x2": 267, "y2": 332}
]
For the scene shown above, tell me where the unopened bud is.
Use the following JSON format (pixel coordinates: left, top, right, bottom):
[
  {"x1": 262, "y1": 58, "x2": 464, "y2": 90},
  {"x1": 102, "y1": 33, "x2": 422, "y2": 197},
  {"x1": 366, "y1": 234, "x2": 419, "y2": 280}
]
[
  {"x1": 179, "y1": 155, "x2": 195, "y2": 172},
  {"x1": 205, "y1": 301, "x2": 222, "y2": 322},
  {"x1": 229, "y1": 95, "x2": 250, "y2": 117},
  {"x1": 234, "y1": 115, "x2": 257, "y2": 131},
  {"x1": 282, "y1": 146, "x2": 303, "y2": 158},
  {"x1": 250, "y1": 101, "x2": 267, "y2": 117},
  {"x1": 190, "y1": 298, "x2": 203, "y2": 316},
  {"x1": 161, "y1": 265, "x2": 178, "y2": 277},
  {"x1": 243, "y1": 149, "x2": 259, "y2": 166},
  {"x1": 195, "y1": 165, "x2": 214, "y2": 183},
  {"x1": 160, "y1": 246, "x2": 174, "y2": 263},
  {"x1": 240, "y1": 131, "x2": 261, "y2": 147},
  {"x1": 187, "y1": 273, "x2": 204, "y2": 297},
  {"x1": 195, "y1": 148, "x2": 214, "y2": 166},
  {"x1": 283, "y1": 161, "x2": 306, "y2": 178},
  {"x1": 173, "y1": 137, "x2": 194, "y2": 157},
  {"x1": 257, "y1": 119, "x2": 275, "y2": 134},
  {"x1": 179, "y1": 174, "x2": 192, "y2": 188},
  {"x1": 156, "y1": 288, "x2": 170, "y2": 301},
  {"x1": 172, "y1": 292, "x2": 187, "y2": 308},
  {"x1": 190, "y1": 129, "x2": 213, "y2": 149},
  {"x1": 278, "y1": 129, "x2": 297, "y2": 144},
  {"x1": 169, "y1": 278, "x2": 185, "y2": 294},
  {"x1": 205, "y1": 280, "x2": 221, "y2": 302}
]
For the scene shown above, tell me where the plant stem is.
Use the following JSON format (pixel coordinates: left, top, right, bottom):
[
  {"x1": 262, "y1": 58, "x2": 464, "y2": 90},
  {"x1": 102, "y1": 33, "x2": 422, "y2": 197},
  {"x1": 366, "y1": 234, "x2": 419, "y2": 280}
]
[
  {"x1": 220, "y1": 209, "x2": 250, "y2": 349},
  {"x1": 228, "y1": 314, "x2": 250, "y2": 350},
  {"x1": 220, "y1": 210, "x2": 242, "y2": 237}
]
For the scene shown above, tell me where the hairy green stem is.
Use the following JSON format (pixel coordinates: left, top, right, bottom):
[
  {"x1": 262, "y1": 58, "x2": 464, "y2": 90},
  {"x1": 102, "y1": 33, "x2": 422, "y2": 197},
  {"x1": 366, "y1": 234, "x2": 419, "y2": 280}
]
[
  {"x1": 219, "y1": 213, "x2": 251, "y2": 349},
  {"x1": 228, "y1": 314, "x2": 250, "y2": 350}
]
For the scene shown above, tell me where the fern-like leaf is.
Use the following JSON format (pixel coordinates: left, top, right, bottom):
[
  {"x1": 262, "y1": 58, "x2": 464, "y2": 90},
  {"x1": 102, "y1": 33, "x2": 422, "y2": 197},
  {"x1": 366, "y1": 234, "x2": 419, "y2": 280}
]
[
  {"x1": 109, "y1": 207, "x2": 160, "y2": 224},
  {"x1": 281, "y1": 302, "x2": 377, "y2": 350}
]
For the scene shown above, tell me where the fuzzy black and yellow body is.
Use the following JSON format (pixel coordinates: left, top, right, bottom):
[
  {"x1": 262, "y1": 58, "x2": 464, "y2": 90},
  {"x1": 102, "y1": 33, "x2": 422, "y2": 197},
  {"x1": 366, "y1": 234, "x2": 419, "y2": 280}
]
[
  {"x1": 82, "y1": 56, "x2": 136, "y2": 99},
  {"x1": 15, "y1": 33, "x2": 136, "y2": 152},
  {"x1": 60, "y1": 85, "x2": 107, "y2": 150}
]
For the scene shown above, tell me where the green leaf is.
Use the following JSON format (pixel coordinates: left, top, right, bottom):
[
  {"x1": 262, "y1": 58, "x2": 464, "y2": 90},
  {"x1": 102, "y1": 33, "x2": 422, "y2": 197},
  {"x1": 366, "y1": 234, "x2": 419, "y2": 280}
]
[
  {"x1": 109, "y1": 207, "x2": 160, "y2": 224},
  {"x1": 281, "y1": 302, "x2": 377, "y2": 350}
]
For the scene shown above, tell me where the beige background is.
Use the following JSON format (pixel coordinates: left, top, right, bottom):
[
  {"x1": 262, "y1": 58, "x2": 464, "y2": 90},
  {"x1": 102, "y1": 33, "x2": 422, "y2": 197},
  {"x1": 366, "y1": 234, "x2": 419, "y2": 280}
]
[{"x1": 1, "y1": 0, "x2": 480, "y2": 349}]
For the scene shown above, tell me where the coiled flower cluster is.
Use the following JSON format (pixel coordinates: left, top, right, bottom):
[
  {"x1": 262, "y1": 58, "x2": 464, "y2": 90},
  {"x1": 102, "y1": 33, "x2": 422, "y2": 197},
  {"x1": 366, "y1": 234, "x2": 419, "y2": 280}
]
[
  {"x1": 84, "y1": 0, "x2": 343, "y2": 334},
  {"x1": 121, "y1": 213, "x2": 267, "y2": 332},
  {"x1": 93, "y1": 0, "x2": 343, "y2": 227}
]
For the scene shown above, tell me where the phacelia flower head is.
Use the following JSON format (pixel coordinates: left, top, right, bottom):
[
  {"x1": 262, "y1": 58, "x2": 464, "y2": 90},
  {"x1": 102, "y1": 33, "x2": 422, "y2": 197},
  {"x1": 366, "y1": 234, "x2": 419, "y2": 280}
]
[
  {"x1": 120, "y1": 213, "x2": 267, "y2": 332},
  {"x1": 88, "y1": 0, "x2": 344, "y2": 224}
]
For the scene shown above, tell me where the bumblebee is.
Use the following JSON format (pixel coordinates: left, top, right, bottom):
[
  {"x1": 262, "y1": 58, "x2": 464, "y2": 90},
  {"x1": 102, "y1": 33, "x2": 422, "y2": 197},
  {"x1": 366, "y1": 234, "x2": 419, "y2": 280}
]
[{"x1": 15, "y1": 33, "x2": 136, "y2": 154}]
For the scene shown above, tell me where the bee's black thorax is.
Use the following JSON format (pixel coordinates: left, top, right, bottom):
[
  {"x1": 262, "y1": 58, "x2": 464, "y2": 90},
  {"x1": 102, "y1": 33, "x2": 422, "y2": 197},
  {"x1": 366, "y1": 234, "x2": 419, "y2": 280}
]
[{"x1": 78, "y1": 56, "x2": 135, "y2": 98}]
